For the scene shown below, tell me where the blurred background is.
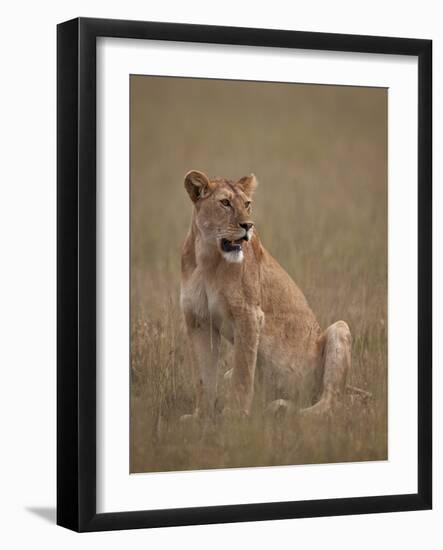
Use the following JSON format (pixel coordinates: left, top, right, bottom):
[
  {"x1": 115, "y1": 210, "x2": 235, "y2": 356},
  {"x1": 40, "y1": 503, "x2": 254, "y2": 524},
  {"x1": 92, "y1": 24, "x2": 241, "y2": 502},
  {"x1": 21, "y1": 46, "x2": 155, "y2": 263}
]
[{"x1": 130, "y1": 75, "x2": 387, "y2": 473}]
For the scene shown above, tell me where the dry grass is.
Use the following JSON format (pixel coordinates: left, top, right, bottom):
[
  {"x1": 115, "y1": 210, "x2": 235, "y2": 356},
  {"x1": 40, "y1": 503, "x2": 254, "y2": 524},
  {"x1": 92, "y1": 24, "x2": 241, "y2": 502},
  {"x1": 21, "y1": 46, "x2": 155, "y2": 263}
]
[{"x1": 130, "y1": 76, "x2": 387, "y2": 473}]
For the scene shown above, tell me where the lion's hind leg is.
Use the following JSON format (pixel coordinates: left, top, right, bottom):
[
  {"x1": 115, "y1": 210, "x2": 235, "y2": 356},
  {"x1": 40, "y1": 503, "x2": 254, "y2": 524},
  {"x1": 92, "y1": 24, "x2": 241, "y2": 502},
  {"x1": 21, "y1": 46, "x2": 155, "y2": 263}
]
[{"x1": 301, "y1": 320, "x2": 352, "y2": 417}]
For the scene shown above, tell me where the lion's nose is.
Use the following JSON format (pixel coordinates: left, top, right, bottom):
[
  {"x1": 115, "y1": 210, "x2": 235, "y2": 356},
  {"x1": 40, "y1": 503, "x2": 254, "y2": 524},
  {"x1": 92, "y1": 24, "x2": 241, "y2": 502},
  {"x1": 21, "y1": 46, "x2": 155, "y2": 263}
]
[{"x1": 239, "y1": 222, "x2": 254, "y2": 232}]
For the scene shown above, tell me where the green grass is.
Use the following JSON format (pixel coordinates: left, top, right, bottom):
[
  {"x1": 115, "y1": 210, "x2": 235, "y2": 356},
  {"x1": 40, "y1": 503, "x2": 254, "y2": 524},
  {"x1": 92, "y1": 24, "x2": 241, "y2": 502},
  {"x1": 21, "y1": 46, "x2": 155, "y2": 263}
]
[{"x1": 130, "y1": 76, "x2": 388, "y2": 473}]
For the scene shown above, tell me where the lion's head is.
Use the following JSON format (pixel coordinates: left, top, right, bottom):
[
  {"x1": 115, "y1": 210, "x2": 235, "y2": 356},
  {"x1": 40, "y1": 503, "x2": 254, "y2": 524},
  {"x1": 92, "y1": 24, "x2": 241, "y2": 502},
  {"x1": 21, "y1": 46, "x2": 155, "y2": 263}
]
[{"x1": 184, "y1": 170, "x2": 258, "y2": 263}]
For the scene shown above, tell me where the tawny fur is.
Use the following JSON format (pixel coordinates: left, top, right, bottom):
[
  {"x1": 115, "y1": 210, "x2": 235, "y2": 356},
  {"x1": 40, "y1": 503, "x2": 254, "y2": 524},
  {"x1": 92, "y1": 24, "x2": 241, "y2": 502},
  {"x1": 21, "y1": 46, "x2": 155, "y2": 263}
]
[{"x1": 180, "y1": 170, "x2": 352, "y2": 417}]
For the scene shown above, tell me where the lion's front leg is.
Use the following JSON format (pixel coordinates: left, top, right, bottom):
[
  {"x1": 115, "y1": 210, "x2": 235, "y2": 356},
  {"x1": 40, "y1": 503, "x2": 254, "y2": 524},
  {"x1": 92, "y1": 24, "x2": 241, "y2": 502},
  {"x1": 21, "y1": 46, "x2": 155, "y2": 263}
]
[
  {"x1": 185, "y1": 316, "x2": 221, "y2": 419},
  {"x1": 228, "y1": 309, "x2": 263, "y2": 416}
]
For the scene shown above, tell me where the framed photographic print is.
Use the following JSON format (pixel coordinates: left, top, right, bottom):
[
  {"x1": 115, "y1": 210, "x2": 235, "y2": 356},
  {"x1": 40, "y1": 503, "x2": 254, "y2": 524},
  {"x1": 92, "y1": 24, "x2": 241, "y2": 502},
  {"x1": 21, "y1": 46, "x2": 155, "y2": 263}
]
[{"x1": 57, "y1": 17, "x2": 432, "y2": 531}]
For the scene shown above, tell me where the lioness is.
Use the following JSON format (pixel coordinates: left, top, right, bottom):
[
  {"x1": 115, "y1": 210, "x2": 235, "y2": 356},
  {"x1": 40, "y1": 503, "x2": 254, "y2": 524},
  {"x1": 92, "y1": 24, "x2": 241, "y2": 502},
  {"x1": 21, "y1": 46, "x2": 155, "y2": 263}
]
[{"x1": 180, "y1": 170, "x2": 352, "y2": 418}]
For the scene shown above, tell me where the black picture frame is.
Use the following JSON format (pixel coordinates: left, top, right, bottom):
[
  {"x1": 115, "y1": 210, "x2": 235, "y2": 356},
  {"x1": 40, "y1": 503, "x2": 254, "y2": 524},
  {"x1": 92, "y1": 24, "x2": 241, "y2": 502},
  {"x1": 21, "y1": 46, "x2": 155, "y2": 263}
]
[{"x1": 57, "y1": 17, "x2": 432, "y2": 532}]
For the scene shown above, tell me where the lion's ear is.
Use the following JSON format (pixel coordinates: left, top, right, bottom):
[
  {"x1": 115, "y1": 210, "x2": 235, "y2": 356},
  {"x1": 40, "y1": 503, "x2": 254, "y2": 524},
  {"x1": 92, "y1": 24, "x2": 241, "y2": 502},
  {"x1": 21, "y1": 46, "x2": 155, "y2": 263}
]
[
  {"x1": 237, "y1": 173, "x2": 258, "y2": 197},
  {"x1": 184, "y1": 170, "x2": 214, "y2": 203}
]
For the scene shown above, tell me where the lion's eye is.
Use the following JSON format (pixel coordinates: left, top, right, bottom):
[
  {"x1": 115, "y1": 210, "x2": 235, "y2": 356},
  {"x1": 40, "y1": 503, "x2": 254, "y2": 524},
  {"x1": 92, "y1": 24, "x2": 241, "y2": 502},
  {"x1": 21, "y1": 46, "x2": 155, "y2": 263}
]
[
  {"x1": 245, "y1": 201, "x2": 251, "y2": 209},
  {"x1": 220, "y1": 199, "x2": 231, "y2": 207}
]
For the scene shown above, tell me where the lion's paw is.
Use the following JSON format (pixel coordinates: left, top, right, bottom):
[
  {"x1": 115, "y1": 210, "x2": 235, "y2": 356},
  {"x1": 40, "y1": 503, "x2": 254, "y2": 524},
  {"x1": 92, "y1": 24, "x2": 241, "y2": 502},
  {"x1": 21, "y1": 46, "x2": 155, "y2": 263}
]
[{"x1": 266, "y1": 399, "x2": 295, "y2": 418}]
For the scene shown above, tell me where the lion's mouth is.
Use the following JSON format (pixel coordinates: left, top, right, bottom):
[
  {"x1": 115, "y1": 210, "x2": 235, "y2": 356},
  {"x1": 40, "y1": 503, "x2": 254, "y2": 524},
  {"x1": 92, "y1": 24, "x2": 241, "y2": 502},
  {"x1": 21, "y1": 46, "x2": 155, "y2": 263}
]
[{"x1": 221, "y1": 236, "x2": 248, "y2": 253}]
